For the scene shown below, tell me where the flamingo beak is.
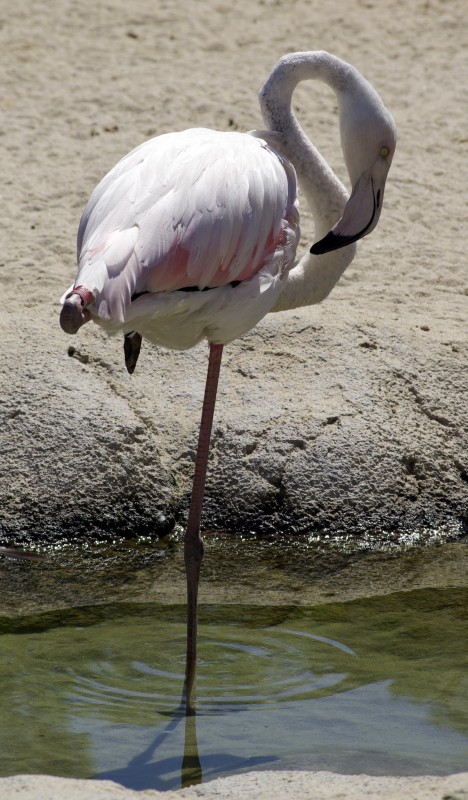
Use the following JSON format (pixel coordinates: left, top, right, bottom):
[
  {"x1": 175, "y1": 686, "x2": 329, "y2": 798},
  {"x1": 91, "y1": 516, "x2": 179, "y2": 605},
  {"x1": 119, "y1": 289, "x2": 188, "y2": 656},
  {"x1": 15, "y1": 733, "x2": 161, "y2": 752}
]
[{"x1": 310, "y1": 169, "x2": 386, "y2": 255}]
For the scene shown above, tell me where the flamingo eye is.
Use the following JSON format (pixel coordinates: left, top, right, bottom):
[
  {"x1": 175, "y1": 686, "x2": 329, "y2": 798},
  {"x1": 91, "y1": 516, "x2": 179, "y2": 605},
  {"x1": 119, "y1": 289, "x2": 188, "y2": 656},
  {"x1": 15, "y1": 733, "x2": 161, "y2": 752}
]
[{"x1": 380, "y1": 145, "x2": 390, "y2": 158}]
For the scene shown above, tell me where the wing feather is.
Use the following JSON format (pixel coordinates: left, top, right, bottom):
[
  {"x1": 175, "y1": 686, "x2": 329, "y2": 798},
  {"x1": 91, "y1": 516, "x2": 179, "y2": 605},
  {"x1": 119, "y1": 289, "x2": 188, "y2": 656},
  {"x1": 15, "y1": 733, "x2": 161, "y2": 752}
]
[{"x1": 75, "y1": 128, "x2": 297, "y2": 322}]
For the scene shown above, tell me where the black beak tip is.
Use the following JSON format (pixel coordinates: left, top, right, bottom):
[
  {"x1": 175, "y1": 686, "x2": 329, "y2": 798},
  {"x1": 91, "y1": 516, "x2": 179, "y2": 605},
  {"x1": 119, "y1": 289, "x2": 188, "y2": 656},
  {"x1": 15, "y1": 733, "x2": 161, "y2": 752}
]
[
  {"x1": 310, "y1": 240, "x2": 326, "y2": 255},
  {"x1": 310, "y1": 231, "x2": 355, "y2": 255},
  {"x1": 310, "y1": 232, "x2": 338, "y2": 255}
]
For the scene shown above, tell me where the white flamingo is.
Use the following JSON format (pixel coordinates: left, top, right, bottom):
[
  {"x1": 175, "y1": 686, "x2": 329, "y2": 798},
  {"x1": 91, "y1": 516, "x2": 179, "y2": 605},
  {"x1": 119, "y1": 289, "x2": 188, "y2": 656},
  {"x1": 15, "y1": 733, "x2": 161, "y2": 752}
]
[{"x1": 60, "y1": 51, "x2": 396, "y2": 711}]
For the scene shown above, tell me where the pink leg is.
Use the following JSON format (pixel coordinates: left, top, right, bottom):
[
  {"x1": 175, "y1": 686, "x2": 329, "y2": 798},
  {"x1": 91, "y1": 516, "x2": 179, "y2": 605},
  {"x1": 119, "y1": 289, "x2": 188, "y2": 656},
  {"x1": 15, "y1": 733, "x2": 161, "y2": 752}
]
[{"x1": 184, "y1": 342, "x2": 223, "y2": 714}]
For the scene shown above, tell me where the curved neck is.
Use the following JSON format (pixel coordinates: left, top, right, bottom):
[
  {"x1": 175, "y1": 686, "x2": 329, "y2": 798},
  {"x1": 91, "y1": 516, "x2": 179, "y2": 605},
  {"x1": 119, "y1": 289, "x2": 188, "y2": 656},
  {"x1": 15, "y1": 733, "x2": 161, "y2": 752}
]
[
  {"x1": 258, "y1": 51, "x2": 358, "y2": 312},
  {"x1": 259, "y1": 52, "x2": 353, "y2": 230}
]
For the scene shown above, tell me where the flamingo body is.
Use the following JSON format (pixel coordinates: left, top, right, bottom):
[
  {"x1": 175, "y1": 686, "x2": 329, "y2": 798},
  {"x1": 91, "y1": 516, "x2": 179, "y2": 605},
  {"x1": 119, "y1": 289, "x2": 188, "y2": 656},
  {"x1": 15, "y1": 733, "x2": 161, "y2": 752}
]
[{"x1": 64, "y1": 128, "x2": 300, "y2": 350}]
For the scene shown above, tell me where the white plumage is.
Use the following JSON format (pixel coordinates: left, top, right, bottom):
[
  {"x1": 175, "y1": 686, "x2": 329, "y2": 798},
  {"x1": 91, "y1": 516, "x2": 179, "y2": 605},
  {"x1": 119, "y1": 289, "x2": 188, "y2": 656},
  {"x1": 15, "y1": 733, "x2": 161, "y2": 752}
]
[
  {"x1": 64, "y1": 128, "x2": 300, "y2": 349},
  {"x1": 61, "y1": 52, "x2": 396, "y2": 356}
]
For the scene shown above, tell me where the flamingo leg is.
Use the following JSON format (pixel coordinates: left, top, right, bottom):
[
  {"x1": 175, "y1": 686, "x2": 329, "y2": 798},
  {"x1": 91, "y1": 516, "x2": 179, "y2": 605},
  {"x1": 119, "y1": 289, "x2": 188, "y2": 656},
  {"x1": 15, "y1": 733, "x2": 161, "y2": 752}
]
[{"x1": 184, "y1": 342, "x2": 224, "y2": 714}]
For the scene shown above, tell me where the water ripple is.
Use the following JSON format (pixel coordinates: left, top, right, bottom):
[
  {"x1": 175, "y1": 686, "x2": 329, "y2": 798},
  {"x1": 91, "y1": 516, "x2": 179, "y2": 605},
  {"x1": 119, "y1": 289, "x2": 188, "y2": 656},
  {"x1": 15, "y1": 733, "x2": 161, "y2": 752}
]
[{"x1": 65, "y1": 619, "x2": 355, "y2": 715}]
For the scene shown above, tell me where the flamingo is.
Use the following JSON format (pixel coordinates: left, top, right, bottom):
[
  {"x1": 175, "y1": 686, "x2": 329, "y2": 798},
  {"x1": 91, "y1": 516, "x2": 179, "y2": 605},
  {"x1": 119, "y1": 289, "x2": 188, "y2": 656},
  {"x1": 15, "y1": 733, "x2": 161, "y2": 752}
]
[{"x1": 59, "y1": 51, "x2": 396, "y2": 711}]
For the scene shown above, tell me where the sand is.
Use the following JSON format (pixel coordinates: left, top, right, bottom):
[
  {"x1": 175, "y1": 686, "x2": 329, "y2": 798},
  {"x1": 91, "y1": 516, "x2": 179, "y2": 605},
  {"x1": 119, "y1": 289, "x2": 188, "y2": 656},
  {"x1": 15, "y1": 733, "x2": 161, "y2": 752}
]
[{"x1": 2, "y1": 771, "x2": 468, "y2": 800}]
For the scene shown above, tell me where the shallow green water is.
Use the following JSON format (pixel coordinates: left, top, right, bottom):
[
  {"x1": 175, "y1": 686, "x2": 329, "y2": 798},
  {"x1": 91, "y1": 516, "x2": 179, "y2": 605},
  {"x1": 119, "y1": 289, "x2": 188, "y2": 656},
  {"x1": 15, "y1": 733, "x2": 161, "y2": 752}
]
[{"x1": 1, "y1": 587, "x2": 467, "y2": 790}]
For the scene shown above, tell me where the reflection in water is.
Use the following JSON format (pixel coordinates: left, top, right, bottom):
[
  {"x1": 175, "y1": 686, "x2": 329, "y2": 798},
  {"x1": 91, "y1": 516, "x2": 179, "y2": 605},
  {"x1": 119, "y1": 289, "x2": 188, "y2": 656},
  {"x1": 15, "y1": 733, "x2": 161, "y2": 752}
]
[
  {"x1": 94, "y1": 696, "x2": 203, "y2": 790},
  {"x1": 181, "y1": 712, "x2": 202, "y2": 788},
  {"x1": 0, "y1": 589, "x2": 467, "y2": 789}
]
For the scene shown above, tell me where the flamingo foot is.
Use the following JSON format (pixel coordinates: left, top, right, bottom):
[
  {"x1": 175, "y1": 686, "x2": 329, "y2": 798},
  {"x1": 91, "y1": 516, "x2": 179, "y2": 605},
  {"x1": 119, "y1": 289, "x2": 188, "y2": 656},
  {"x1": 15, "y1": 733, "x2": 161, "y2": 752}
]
[
  {"x1": 124, "y1": 332, "x2": 142, "y2": 374},
  {"x1": 60, "y1": 291, "x2": 91, "y2": 334}
]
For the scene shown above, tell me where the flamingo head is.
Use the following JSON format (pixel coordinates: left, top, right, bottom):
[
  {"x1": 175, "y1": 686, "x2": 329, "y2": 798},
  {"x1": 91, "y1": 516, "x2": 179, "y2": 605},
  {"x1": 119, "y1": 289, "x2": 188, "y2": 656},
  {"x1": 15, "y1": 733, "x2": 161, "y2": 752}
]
[
  {"x1": 59, "y1": 286, "x2": 93, "y2": 334},
  {"x1": 311, "y1": 79, "x2": 396, "y2": 255}
]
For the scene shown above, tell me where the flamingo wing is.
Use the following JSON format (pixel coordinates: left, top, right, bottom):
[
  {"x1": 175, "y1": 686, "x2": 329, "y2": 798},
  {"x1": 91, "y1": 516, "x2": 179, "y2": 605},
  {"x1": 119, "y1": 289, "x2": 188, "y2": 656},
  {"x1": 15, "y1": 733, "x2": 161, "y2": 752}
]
[{"x1": 74, "y1": 128, "x2": 298, "y2": 323}]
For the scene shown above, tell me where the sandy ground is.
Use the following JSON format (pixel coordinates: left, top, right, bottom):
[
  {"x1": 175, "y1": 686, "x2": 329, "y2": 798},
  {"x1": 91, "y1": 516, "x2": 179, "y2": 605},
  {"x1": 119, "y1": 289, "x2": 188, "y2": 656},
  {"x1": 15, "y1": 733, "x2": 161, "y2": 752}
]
[
  {"x1": 1, "y1": 0, "x2": 467, "y2": 797},
  {"x1": 1, "y1": 771, "x2": 468, "y2": 800},
  {"x1": 2, "y1": 0, "x2": 467, "y2": 328}
]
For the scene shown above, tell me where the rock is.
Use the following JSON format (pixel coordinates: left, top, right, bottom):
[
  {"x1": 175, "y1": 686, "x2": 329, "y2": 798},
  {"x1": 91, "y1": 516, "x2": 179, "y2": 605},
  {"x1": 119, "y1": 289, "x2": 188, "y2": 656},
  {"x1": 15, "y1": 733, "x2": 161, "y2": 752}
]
[{"x1": 1, "y1": 303, "x2": 466, "y2": 546}]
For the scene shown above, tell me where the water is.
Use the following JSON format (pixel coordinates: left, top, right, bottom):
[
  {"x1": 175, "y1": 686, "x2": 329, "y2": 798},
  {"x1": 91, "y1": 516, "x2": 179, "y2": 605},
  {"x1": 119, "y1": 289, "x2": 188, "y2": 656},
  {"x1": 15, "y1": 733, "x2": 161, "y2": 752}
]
[{"x1": 1, "y1": 584, "x2": 467, "y2": 790}]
